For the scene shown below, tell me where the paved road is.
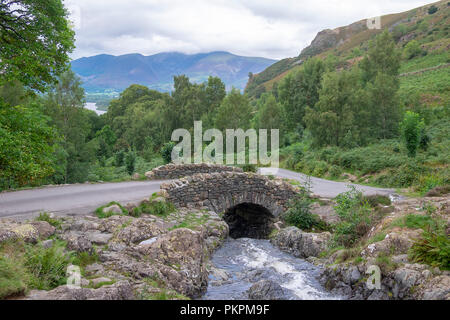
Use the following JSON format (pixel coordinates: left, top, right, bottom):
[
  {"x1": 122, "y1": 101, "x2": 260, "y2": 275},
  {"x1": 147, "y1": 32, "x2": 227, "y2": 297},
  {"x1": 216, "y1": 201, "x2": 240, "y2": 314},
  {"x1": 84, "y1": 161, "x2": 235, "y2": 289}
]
[
  {"x1": 0, "y1": 169, "x2": 396, "y2": 220},
  {"x1": 260, "y1": 168, "x2": 395, "y2": 199},
  {"x1": 0, "y1": 180, "x2": 167, "y2": 220}
]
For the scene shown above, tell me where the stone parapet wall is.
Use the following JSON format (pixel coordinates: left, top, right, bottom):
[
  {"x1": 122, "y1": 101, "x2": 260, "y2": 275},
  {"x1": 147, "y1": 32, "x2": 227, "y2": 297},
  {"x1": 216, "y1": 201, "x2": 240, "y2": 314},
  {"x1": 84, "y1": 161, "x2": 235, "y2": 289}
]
[
  {"x1": 145, "y1": 163, "x2": 243, "y2": 180},
  {"x1": 160, "y1": 172, "x2": 298, "y2": 216}
]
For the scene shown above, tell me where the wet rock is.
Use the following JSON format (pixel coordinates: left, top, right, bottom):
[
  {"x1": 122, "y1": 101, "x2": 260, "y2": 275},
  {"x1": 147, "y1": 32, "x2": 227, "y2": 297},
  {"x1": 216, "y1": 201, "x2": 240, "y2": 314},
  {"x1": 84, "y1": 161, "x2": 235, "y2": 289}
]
[
  {"x1": 248, "y1": 280, "x2": 285, "y2": 300},
  {"x1": 271, "y1": 226, "x2": 331, "y2": 258}
]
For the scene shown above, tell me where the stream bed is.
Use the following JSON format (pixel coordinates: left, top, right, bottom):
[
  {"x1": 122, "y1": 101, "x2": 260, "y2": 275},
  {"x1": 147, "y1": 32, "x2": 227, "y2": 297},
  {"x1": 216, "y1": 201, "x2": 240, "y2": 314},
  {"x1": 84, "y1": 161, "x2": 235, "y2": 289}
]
[{"x1": 202, "y1": 238, "x2": 342, "y2": 300}]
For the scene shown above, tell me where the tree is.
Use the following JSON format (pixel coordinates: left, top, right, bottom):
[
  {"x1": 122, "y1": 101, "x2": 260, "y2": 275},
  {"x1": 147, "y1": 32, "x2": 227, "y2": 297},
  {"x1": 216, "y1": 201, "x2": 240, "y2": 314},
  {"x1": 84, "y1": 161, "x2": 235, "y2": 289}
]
[
  {"x1": 0, "y1": 0, "x2": 75, "y2": 92},
  {"x1": 0, "y1": 101, "x2": 58, "y2": 190},
  {"x1": 254, "y1": 93, "x2": 282, "y2": 131},
  {"x1": 367, "y1": 72, "x2": 402, "y2": 139},
  {"x1": 44, "y1": 70, "x2": 95, "y2": 183},
  {"x1": 360, "y1": 30, "x2": 401, "y2": 83},
  {"x1": 401, "y1": 111, "x2": 425, "y2": 157},
  {"x1": 202, "y1": 76, "x2": 226, "y2": 127},
  {"x1": 214, "y1": 88, "x2": 252, "y2": 131},
  {"x1": 304, "y1": 70, "x2": 368, "y2": 148},
  {"x1": 125, "y1": 150, "x2": 137, "y2": 175},
  {"x1": 278, "y1": 58, "x2": 325, "y2": 132},
  {"x1": 360, "y1": 30, "x2": 402, "y2": 140}
]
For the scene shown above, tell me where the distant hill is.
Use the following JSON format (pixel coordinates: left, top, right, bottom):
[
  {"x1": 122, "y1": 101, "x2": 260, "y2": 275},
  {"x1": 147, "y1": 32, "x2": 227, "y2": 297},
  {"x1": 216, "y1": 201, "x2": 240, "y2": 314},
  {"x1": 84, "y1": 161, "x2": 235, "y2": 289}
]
[
  {"x1": 71, "y1": 51, "x2": 277, "y2": 93},
  {"x1": 245, "y1": 0, "x2": 449, "y2": 98}
]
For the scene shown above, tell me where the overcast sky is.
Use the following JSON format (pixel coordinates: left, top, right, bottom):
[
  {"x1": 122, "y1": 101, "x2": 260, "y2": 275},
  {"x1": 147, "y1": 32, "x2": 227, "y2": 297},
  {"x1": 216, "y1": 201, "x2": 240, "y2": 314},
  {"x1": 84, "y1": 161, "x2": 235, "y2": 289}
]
[{"x1": 66, "y1": 0, "x2": 435, "y2": 60}]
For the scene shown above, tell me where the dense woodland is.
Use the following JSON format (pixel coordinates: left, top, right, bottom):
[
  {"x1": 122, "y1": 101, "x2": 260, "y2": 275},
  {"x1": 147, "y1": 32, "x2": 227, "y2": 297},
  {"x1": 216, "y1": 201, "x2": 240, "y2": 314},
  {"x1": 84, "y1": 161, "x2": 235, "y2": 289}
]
[{"x1": 0, "y1": 1, "x2": 449, "y2": 196}]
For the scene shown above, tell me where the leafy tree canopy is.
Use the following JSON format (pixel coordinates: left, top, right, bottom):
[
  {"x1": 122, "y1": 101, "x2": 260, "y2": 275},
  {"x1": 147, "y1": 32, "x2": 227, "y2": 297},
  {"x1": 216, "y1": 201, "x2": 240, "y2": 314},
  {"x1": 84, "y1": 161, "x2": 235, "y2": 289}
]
[{"x1": 0, "y1": 0, "x2": 75, "y2": 92}]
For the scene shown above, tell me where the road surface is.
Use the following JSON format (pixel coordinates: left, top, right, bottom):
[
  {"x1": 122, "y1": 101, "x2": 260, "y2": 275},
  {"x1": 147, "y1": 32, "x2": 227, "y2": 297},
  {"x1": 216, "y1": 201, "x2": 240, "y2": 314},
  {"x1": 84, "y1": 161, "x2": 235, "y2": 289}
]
[
  {"x1": 260, "y1": 168, "x2": 395, "y2": 199},
  {"x1": 0, "y1": 169, "x2": 396, "y2": 220}
]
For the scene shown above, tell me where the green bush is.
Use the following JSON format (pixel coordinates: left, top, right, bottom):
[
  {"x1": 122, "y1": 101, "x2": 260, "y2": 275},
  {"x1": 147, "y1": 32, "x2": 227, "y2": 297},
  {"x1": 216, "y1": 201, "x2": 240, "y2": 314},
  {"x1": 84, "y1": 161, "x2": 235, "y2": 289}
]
[
  {"x1": 401, "y1": 111, "x2": 425, "y2": 158},
  {"x1": 24, "y1": 241, "x2": 72, "y2": 291},
  {"x1": 409, "y1": 226, "x2": 450, "y2": 270},
  {"x1": 283, "y1": 189, "x2": 330, "y2": 232},
  {"x1": 241, "y1": 164, "x2": 257, "y2": 173},
  {"x1": 35, "y1": 212, "x2": 62, "y2": 229},
  {"x1": 125, "y1": 150, "x2": 137, "y2": 175},
  {"x1": 0, "y1": 251, "x2": 29, "y2": 299},
  {"x1": 138, "y1": 200, "x2": 176, "y2": 217},
  {"x1": 332, "y1": 187, "x2": 374, "y2": 247},
  {"x1": 161, "y1": 142, "x2": 176, "y2": 164}
]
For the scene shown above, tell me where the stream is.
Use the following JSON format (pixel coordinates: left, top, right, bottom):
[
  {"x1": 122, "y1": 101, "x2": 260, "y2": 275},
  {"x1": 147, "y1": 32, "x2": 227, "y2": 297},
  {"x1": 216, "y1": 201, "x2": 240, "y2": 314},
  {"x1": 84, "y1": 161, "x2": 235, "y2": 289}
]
[{"x1": 202, "y1": 238, "x2": 341, "y2": 300}]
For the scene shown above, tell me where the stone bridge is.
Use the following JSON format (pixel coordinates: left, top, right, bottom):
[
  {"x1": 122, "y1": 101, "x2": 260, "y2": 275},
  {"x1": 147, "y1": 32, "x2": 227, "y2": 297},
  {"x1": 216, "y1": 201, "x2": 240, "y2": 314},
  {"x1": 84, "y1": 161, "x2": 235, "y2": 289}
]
[
  {"x1": 160, "y1": 171, "x2": 299, "y2": 239},
  {"x1": 146, "y1": 163, "x2": 243, "y2": 180}
]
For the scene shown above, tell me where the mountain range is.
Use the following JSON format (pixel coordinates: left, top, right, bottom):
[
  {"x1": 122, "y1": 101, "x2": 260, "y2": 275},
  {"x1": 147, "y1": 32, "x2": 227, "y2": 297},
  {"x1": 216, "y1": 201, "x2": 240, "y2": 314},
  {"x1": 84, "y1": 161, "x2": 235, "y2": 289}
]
[{"x1": 71, "y1": 51, "x2": 277, "y2": 93}]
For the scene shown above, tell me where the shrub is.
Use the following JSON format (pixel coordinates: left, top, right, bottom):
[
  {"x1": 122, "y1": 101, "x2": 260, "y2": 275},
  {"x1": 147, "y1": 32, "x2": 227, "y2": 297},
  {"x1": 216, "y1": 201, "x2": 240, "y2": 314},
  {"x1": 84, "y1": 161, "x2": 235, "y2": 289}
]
[
  {"x1": 24, "y1": 241, "x2": 72, "y2": 291},
  {"x1": 400, "y1": 111, "x2": 425, "y2": 158},
  {"x1": 114, "y1": 150, "x2": 125, "y2": 167},
  {"x1": 125, "y1": 150, "x2": 137, "y2": 175},
  {"x1": 241, "y1": 164, "x2": 257, "y2": 173},
  {"x1": 35, "y1": 212, "x2": 62, "y2": 229},
  {"x1": 161, "y1": 142, "x2": 176, "y2": 164},
  {"x1": 283, "y1": 189, "x2": 330, "y2": 232},
  {"x1": 428, "y1": 5, "x2": 438, "y2": 15},
  {"x1": 403, "y1": 40, "x2": 422, "y2": 60},
  {"x1": 332, "y1": 187, "x2": 373, "y2": 247},
  {"x1": 363, "y1": 195, "x2": 392, "y2": 207},
  {"x1": 409, "y1": 227, "x2": 450, "y2": 270},
  {"x1": 0, "y1": 252, "x2": 28, "y2": 299}
]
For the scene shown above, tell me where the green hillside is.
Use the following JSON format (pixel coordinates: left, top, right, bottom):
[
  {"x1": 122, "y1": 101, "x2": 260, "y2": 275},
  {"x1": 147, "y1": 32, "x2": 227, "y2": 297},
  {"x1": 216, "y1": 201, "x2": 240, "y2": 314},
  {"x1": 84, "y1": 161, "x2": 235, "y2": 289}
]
[{"x1": 246, "y1": 0, "x2": 450, "y2": 100}]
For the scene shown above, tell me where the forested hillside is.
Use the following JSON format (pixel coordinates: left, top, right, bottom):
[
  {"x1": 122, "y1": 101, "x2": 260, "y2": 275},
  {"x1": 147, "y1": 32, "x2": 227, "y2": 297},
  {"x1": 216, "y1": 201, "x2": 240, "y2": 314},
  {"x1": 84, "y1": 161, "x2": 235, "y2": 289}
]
[{"x1": 1, "y1": 0, "x2": 449, "y2": 197}]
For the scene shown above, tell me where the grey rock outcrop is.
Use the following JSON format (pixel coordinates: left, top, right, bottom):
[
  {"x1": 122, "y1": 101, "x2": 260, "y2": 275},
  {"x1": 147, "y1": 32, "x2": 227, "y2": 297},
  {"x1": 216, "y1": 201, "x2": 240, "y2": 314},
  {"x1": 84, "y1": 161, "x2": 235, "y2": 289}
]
[{"x1": 271, "y1": 226, "x2": 331, "y2": 258}]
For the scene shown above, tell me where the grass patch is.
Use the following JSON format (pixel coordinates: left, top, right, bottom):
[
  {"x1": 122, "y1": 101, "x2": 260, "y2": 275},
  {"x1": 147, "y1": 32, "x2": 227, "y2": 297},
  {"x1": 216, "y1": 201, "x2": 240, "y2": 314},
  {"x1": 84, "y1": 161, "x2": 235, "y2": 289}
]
[
  {"x1": 138, "y1": 277, "x2": 190, "y2": 300},
  {"x1": 95, "y1": 202, "x2": 128, "y2": 219},
  {"x1": 409, "y1": 226, "x2": 450, "y2": 270},
  {"x1": 169, "y1": 213, "x2": 210, "y2": 231},
  {"x1": 71, "y1": 250, "x2": 100, "y2": 270},
  {"x1": 0, "y1": 239, "x2": 73, "y2": 298},
  {"x1": 34, "y1": 212, "x2": 62, "y2": 229},
  {"x1": 134, "y1": 200, "x2": 176, "y2": 218},
  {"x1": 282, "y1": 188, "x2": 331, "y2": 232}
]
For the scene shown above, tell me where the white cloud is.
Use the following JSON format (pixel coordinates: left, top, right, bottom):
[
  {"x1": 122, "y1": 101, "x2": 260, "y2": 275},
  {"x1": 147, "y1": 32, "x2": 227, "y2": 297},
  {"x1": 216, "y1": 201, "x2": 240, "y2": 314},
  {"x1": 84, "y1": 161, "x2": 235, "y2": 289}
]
[{"x1": 66, "y1": 0, "x2": 435, "y2": 60}]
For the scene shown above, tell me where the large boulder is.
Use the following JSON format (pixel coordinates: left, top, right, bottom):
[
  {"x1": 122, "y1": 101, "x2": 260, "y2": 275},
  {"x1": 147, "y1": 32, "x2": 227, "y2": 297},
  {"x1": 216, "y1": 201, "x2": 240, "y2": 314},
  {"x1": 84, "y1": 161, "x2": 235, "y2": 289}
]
[
  {"x1": 361, "y1": 230, "x2": 422, "y2": 259},
  {"x1": 248, "y1": 280, "x2": 286, "y2": 300},
  {"x1": 30, "y1": 221, "x2": 56, "y2": 239},
  {"x1": 102, "y1": 205, "x2": 123, "y2": 215},
  {"x1": 25, "y1": 281, "x2": 134, "y2": 300},
  {"x1": 0, "y1": 221, "x2": 39, "y2": 244},
  {"x1": 138, "y1": 228, "x2": 208, "y2": 297},
  {"x1": 63, "y1": 233, "x2": 94, "y2": 254},
  {"x1": 271, "y1": 226, "x2": 331, "y2": 258},
  {"x1": 112, "y1": 218, "x2": 165, "y2": 245}
]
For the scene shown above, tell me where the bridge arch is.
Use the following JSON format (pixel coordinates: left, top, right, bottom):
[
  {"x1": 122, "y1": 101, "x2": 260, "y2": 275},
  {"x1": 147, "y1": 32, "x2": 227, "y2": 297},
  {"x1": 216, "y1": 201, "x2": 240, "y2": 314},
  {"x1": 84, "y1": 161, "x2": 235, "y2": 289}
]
[{"x1": 160, "y1": 172, "x2": 298, "y2": 238}]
